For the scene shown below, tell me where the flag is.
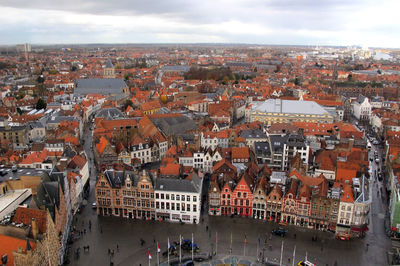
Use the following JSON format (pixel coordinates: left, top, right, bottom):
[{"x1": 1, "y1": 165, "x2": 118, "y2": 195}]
[
  {"x1": 148, "y1": 249, "x2": 152, "y2": 260},
  {"x1": 168, "y1": 238, "x2": 170, "y2": 249},
  {"x1": 157, "y1": 242, "x2": 160, "y2": 253}
]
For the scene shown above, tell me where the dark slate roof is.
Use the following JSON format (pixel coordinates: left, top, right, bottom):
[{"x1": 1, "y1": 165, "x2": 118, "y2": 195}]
[
  {"x1": 28, "y1": 121, "x2": 44, "y2": 129},
  {"x1": 155, "y1": 174, "x2": 202, "y2": 193},
  {"x1": 150, "y1": 116, "x2": 197, "y2": 137},
  {"x1": 161, "y1": 65, "x2": 190, "y2": 72},
  {"x1": 286, "y1": 134, "x2": 307, "y2": 148},
  {"x1": 105, "y1": 59, "x2": 114, "y2": 68},
  {"x1": 255, "y1": 141, "x2": 271, "y2": 156},
  {"x1": 269, "y1": 135, "x2": 288, "y2": 153},
  {"x1": 357, "y1": 95, "x2": 367, "y2": 104},
  {"x1": 47, "y1": 115, "x2": 78, "y2": 124},
  {"x1": 104, "y1": 170, "x2": 154, "y2": 188},
  {"x1": 74, "y1": 78, "x2": 127, "y2": 96},
  {"x1": 0, "y1": 167, "x2": 49, "y2": 184},
  {"x1": 240, "y1": 129, "x2": 267, "y2": 139},
  {"x1": 95, "y1": 108, "x2": 126, "y2": 119}
]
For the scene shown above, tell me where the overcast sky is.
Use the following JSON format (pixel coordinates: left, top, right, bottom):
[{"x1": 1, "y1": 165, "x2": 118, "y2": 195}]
[{"x1": 0, "y1": 0, "x2": 399, "y2": 47}]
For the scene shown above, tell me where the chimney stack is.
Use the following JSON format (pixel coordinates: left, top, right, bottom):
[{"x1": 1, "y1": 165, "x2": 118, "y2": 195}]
[{"x1": 31, "y1": 218, "x2": 38, "y2": 240}]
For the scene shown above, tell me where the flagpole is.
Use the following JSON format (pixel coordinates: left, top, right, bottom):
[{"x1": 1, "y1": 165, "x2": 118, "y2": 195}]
[
  {"x1": 157, "y1": 242, "x2": 160, "y2": 266},
  {"x1": 243, "y1": 234, "x2": 246, "y2": 256},
  {"x1": 230, "y1": 232, "x2": 232, "y2": 254},
  {"x1": 148, "y1": 249, "x2": 151, "y2": 266},
  {"x1": 292, "y1": 245, "x2": 296, "y2": 266},
  {"x1": 167, "y1": 237, "x2": 170, "y2": 266},
  {"x1": 192, "y1": 233, "x2": 194, "y2": 261},
  {"x1": 279, "y1": 241, "x2": 284, "y2": 266},
  {"x1": 215, "y1": 232, "x2": 218, "y2": 256},
  {"x1": 179, "y1": 234, "x2": 182, "y2": 263}
]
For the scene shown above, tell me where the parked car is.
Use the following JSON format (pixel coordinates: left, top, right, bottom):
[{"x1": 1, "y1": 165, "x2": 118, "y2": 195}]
[
  {"x1": 91, "y1": 202, "x2": 97, "y2": 209},
  {"x1": 181, "y1": 260, "x2": 194, "y2": 266},
  {"x1": 272, "y1": 228, "x2": 287, "y2": 237}
]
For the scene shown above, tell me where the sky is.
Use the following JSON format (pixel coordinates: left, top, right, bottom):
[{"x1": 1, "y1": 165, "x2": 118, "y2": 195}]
[{"x1": 0, "y1": 0, "x2": 399, "y2": 47}]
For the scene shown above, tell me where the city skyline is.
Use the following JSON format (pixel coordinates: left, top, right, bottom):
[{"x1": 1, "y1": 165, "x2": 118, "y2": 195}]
[{"x1": 1, "y1": 0, "x2": 400, "y2": 48}]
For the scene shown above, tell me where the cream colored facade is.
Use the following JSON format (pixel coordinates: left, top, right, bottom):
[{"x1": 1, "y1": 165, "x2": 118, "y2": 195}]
[{"x1": 249, "y1": 111, "x2": 334, "y2": 125}]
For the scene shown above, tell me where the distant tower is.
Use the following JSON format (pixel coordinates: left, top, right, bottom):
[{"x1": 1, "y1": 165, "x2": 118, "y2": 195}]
[{"x1": 104, "y1": 58, "x2": 115, "y2": 78}]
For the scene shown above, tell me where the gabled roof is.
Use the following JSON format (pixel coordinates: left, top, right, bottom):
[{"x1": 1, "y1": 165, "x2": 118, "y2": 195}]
[
  {"x1": 213, "y1": 158, "x2": 237, "y2": 173},
  {"x1": 0, "y1": 235, "x2": 36, "y2": 266},
  {"x1": 96, "y1": 136, "x2": 109, "y2": 155}
]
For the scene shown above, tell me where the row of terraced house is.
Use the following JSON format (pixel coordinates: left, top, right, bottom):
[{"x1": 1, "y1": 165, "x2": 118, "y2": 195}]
[{"x1": 209, "y1": 169, "x2": 370, "y2": 239}]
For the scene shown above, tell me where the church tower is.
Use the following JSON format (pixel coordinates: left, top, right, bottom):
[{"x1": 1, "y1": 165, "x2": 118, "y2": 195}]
[{"x1": 104, "y1": 58, "x2": 115, "y2": 78}]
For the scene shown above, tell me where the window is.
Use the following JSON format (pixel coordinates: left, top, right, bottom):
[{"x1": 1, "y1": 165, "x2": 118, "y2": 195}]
[
  {"x1": 182, "y1": 195, "x2": 185, "y2": 201},
  {"x1": 171, "y1": 194, "x2": 175, "y2": 200},
  {"x1": 161, "y1": 202, "x2": 164, "y2": 209},
  {"x1": 141, "y1": 192, "x2": 145, "y2": 198},
  {"x1": 156, "y1": 202, "x2": 160, "y2": 208},
  {"x1": 116, "y1": 199, "x2": 120, "y2": 205},
  {"x1": 193, "y1": 205, "x2": 197, "y2": 212},
  {"x1": 161, "y1": 194, "x2": 164, "y2": 200},
  {"x1": 156, "y1": 193, "x2": 159, "y2": 199},
  {"x1": 176, "y1": 195, "x2": 180, "y2": 201},
  {"x1": 187, "y1": 195, "x2": 190, "y2": 202},
  {"x1": 171, "y1": 203, "x2": 175, "y2": 210},
  {"x1": 222, "y1": 194, "x2": 226, "y2": 199},
  {"x1": 243, "y1": 193, "x2": 247, "y2": 198},
  {"x1": 166, "y1": 202, "x2": 170, "y2": 210},
  {"x1": 177, "y1": 204, "x2": 180, "y2": 211},
  {"x1": 237, "y1": 192, "x2": 241, "y2": 198},
  {"x1": 187, "y1": 204, "x2": 190, "y2": 211}
]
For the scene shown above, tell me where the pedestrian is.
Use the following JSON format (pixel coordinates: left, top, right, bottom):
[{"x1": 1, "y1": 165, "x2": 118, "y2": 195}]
[
  {"x1": 288, "y1": 258, "x2": 291, "y2": 263},
  {"x1": 294, "y1": 233, "x2": 296, "y2": 239},
  {"x1": 366, "y1": 243, "x2": 369, "y2": 251},
  {"x1": 206, "y1": 225, "x2": 208, "y2": 231},
  {"x1": 108, "y1": 248, "x2": 110, "y2": 255},
  {"x1": 153, "y1": 236, "x2": 155, "y2": 244},
  {"x1": 117, "y1": 244, "x2": 119, "y2": 252}
]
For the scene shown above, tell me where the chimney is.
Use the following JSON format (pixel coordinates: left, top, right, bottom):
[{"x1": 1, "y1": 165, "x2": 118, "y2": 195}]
[
  {"x1": 349, "y1": 138, "x2": 354, "y2": 150},
  {"x1": 31, "y1": 218, "x2": 38, "y2": 240}
]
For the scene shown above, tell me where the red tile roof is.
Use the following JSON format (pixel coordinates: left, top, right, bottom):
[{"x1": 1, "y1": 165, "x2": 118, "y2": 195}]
[
  {"x1": 0, "y1": 234, "x2": 36, "y2": 266},
  {"x1": 12, "y1": 207, "x2": 47, "y2": 234},
  {"x1": 231, "y1": 147, "x2": 250, "y2": 159},
  {"x1": 160, "y1": 163, "x2": 180, "y2": 176}
]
